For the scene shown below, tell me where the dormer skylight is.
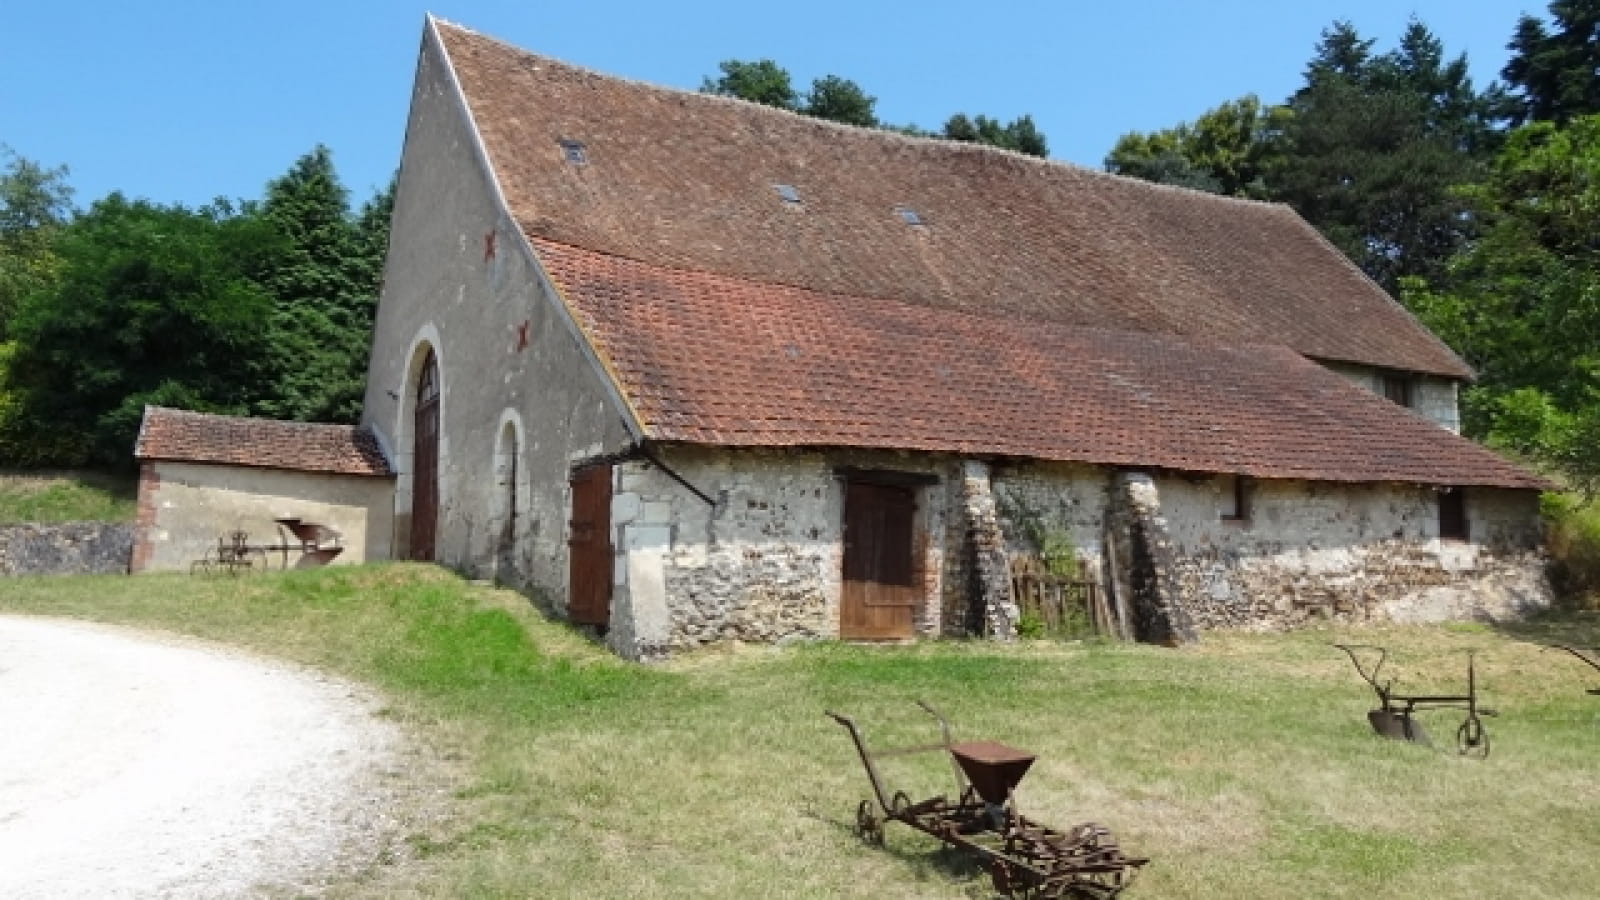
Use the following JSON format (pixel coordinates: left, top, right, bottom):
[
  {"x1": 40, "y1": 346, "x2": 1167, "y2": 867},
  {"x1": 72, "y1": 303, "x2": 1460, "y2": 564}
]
[
  {"x1": 558, "y1": 139, "x2": 587, "y2": 165},
  {"x1": 774, "y1": 183, "x2": 801, "y2": 204}
]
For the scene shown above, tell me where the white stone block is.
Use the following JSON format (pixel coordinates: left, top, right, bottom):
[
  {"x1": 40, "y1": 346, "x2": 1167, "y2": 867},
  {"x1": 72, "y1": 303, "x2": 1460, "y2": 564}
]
[
  {"x1": 611, "y1": 492, "x2": 641, "y2": 524},
  {"x1": 641, "y1": 501, "x2": 673, "y2": 524},
  {"x1": 625, "y1": 524, "x2": 671, "y2": 552},
  {"x1": 627, "y1": 544, "x2": 671, "y2": 648}
]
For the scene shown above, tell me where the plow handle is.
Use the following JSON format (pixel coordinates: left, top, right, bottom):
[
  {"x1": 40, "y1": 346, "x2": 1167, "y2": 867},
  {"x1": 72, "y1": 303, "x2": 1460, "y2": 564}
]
[
  {"x1": 1334, "y1": 643, "x2": 1391, "y2": 700},
  {"x1": 825, "y1": 710, "x2": 893, "y2": 815}
]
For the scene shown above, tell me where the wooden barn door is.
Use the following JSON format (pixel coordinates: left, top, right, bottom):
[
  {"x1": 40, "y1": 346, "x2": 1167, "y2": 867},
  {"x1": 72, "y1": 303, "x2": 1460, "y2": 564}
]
[
  {"x1": 841, "y1": 480, "x2": 917, "y2": 640},
  {"x1": 567, "y1": 464, "x2": 612, "y2": 626},
  {"x1": 410, "y1": 349, "x2": 440, "y2": 561}
]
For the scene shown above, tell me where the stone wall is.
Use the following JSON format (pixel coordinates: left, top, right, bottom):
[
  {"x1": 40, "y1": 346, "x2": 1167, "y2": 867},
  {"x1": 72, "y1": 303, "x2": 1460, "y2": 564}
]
[
  {"x1": 539, "y1": 443, "x2": 1546, "y2": 657},
  {"x1": 1106, "y1": 473, "x2": 1198, "y2": 644},
  {"x1": 1159, "y1": 478, "x2": 1548, "y2": 628},
  {"x1": 991, "y1": 463, "x2": 1548, "y2": 632},
  {"x1": 606, "y1": 446, "x2": 960, "y2": 659},
  {"x1": 0, "y1": 523, "x2": 132, "y2": 576},
  {"x1": 960, "y1": 460, "x2": 1017, "y2": 640}
]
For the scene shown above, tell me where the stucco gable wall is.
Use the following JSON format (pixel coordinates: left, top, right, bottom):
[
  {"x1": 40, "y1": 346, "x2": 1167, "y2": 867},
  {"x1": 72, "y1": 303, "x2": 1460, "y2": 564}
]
[
  {"x1": 134, "y1": 460, "x2": 393, "y2": 572},
  {"x1": 362, "y1": 22, "x2": 634, "y2": 598},
  {"x1": 1323, "y1": 360, "x2": 1460, "y2": 433}
]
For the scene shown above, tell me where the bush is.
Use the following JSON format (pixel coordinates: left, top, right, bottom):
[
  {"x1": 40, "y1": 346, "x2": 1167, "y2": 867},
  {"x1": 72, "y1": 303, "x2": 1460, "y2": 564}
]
[{"x1": 1543, "y1": 492, "x2": 1600, "y2": 610}]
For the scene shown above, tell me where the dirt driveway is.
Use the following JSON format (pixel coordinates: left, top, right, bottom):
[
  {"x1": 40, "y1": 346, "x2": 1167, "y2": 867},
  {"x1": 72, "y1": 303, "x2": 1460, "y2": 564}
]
[{"x1": 0, "y1": 615, "x2": 407, "y2": 898}]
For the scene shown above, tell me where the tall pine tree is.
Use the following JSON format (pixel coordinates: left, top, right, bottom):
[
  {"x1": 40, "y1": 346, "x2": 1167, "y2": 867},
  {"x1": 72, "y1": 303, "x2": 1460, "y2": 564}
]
[
  {"x1": 250, "y1": 146, "x2": 384, "y2": 424},
  {"x1": 1500, "y1": 0, "x2": 1600, "y2": 126},
  {"x1": 1270, "y1": 19, "x2": 1494, "y2": 293}
]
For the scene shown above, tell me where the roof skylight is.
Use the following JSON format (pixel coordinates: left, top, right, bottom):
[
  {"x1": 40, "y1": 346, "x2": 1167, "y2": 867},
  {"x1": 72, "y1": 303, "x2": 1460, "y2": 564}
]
[
  {"x1": 896, "y1": 206, "x2": 924, "y2": 226},
  {"x1": 774, "y1": 183, "x2": 801, "y2": 204},
  {"x1": 558, "y1": 139, "x2": 587, "y2": 165}
]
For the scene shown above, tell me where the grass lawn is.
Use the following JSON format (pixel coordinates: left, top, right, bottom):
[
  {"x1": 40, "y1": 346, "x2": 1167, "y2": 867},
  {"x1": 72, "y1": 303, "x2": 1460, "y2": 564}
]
[
  {"x1": 2, "y1": 564, "x2": 1597, "y2": 898},
  {"x1": 0, "y1": 469, "x2": 136, "y2": 523}
]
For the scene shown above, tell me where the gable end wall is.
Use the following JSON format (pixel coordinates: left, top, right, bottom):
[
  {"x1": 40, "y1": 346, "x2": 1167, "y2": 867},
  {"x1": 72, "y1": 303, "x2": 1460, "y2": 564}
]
[{"x1": 362, "y1": 20, "x2": 635, "y2": 603}]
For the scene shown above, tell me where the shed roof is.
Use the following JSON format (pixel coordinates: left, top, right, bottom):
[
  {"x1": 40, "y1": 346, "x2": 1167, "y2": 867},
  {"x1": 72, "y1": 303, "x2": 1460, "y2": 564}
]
[
  {"x1": 435, "y1": 20, "x2": 1472, "y2": 381},
  {"x1": 135, "y1": 407, "x2": 393, "y2": 478},
  {"x1": 539, "y1": 240, "x2": 1545, "y2": 489}
]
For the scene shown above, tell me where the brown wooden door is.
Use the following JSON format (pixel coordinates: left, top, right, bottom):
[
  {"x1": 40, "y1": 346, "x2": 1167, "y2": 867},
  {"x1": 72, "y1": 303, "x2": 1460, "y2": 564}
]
[
  {"x1": 841, "y1": 480, "x2": 917, "y2": 639},
  {"x1": 410, "y1": 349, "x2": 440, "y2": 561},
  {"x1": 568, "y1": 464, "x2": 612, "y2": 626}
]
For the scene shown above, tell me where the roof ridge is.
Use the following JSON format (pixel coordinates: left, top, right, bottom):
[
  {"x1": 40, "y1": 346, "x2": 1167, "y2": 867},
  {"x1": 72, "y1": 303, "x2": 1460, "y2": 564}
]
[{"x1": 432, "y1": 19, "x2": 1287, "y2": 215}]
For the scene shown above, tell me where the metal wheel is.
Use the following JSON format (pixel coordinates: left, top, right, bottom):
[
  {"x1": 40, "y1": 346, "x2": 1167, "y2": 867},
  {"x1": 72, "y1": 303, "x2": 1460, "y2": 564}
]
[
  {"x1": 1457, "y1": 715, "x2": 1490, "y2": 759},
  {"x1": 855, "y1": 799, "x2": 884, "y2": 846}
]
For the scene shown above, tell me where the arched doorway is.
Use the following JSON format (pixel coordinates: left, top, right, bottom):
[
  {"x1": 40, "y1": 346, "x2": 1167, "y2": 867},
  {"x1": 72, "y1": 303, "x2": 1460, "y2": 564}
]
[{"x1": 410, "y1": 348, "x2": 440, "y2": 561}]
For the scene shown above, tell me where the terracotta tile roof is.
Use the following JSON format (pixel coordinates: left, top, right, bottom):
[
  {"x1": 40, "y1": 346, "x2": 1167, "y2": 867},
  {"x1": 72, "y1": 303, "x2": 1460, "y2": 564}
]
[
  {"x1": 537, "y1": 240, "x2": 1545, "y2": 490},
  {"x1": 134, "y1": 407, "x2": 392, "y2": 477},
  {"x1": 435, "y1": 21, "x2": 1471, "y2": 380}
]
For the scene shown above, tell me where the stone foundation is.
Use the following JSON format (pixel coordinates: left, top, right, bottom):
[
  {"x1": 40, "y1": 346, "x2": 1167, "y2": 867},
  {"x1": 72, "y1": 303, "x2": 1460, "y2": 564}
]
[{"x1": 0, "y1": 523, "x2": 133, "y2": 576}]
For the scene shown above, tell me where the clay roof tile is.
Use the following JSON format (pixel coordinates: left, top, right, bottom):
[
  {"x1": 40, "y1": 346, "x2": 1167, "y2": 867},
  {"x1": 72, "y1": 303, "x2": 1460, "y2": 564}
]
[{"x1": 134, "y1": 407, "x2": 393, "y2": 477}]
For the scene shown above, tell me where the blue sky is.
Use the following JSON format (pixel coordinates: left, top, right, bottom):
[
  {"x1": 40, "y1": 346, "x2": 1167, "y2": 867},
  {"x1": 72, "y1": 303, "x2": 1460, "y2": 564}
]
[{"x1": 4, "y1": 2, "x2": 1535, "y2": 211}]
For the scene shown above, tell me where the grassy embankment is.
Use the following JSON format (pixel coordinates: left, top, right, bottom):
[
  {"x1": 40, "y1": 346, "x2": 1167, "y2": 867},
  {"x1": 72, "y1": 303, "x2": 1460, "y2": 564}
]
[
  {"x1": 2, "y1": 564, "x2": 1597, "y2": 898},
  {"x1": 0, "y1": 470, "x2": 136, "y2": 523}
]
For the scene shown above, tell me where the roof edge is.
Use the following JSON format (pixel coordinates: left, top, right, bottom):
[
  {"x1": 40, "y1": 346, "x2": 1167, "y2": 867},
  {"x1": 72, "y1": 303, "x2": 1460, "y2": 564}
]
[
  {"x1": 1276, "y1": 206, "x2": 1474, "y2": 381},
  {"x1": 430, "y1": 19, "x2": 1305, "y2": 215}
]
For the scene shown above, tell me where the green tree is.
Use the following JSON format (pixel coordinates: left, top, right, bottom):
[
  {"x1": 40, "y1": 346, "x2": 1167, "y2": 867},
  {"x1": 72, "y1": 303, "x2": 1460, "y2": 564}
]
[
  {"x1": 0, "y1": 146, "x2": 74, "y2": 338},
  {"x1": 1271, "y1": 19, "x2": 1493, "y2": 293},
  {"x1": 1, "y1": 195, "x2": 277, "y2": 466},
  {"x1": 1500, "y1": 0, "x2": 1600, "y2": 126},
  {"x1": 1105, "y1": 95, "x2": 1287, "y2": 196},
  {"x1": 249, "y1": 146, "x2": 382, "y2": 424},
  {"x1": 700, "y1": 59, "x2": 798, "y2": 110},
  {"x1": 1404, "y1": 116, "x2": 1600, "y2": 489},
  {"x1": 802, "y1": 75, "x2": 878, "y2": 127},
  {"x1": 942, "y1": 113, "x2": 1048, "y2": 157},
  {"x1": 698, "y1": 59, "x2": 1048, "y2": 153}
]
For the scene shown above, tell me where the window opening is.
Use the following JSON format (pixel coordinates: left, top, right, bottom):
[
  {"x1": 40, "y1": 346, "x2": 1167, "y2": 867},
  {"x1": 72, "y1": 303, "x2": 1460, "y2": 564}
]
[
  {"x1": 1221, "y1": 474, "x2": 1252, "y2": 522},
  {"x1": 558, "y1": 139, "x2": 587, "y2": 165},
  {"x1": 1381, "y1": 373, "x2": 1413, "y2": 408}
]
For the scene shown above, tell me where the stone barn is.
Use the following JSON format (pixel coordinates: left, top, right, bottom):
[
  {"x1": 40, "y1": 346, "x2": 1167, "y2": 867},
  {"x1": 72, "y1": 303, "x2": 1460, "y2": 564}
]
[
  {"x1": 132, "y1": 407, "x2": 395, "y2": 573},
  {"x1": 361, "y1": 17, "x2": 1551, "y2": 660}
]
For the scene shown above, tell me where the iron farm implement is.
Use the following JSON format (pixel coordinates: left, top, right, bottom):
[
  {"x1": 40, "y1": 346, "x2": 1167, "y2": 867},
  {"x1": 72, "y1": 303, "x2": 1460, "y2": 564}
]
[
  {"x1": 189, "y1": 518, "x2": 345, "y2": 575},
  {"x1": 1547, "y1": 644, "x2": 1600, "y2": 696},
  {"x1": 1334, "y1": 644, "x2": 1495, "y2": 758},
  {"x1": 827, "y1": 702, "x2": 1146, "y2": 899}
]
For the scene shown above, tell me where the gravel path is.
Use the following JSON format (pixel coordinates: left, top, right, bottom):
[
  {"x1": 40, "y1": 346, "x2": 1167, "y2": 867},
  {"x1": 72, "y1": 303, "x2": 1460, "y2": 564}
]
[{"x1": 0, "y1": 615, "x2": 410, "y2": 899}]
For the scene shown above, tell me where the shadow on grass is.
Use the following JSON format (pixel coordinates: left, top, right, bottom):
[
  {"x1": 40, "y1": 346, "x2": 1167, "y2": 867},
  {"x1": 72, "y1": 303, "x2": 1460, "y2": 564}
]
[
  {"x1": 798, "y1": 792, "x2": 992, "y2": 892},
  {"x1": 1486, "y1": 607, "x2": 1600, "y2": 698}
]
